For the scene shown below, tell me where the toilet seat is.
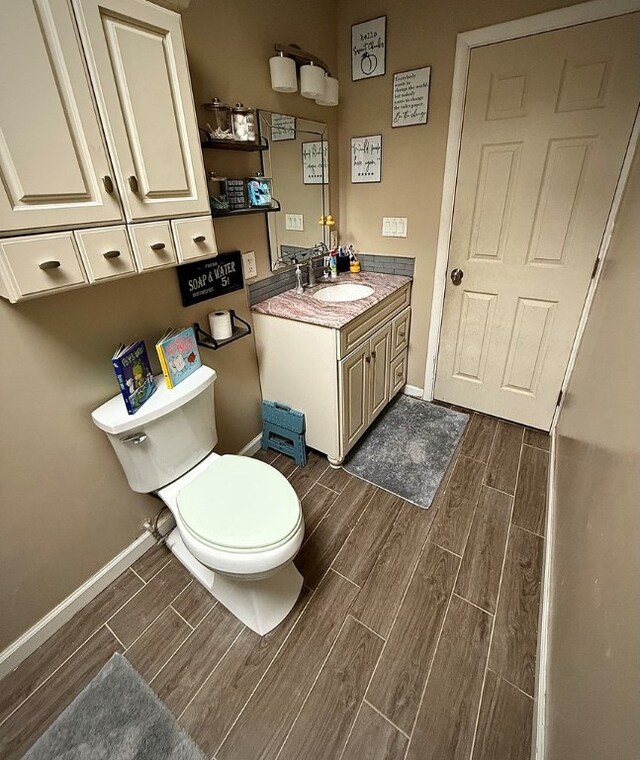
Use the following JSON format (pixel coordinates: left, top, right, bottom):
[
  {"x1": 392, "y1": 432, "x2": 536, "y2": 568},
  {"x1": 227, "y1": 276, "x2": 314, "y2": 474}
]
[{"x1": 176, "y1": 455, "x2": 302, "y2": 554}]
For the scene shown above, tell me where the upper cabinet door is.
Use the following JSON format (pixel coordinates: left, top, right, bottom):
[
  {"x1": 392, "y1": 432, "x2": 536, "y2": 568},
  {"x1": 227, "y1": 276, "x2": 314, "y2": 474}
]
[
  {"x1": 0, "y1": 0, "x2": 123, "y2": 234},
  {"x1": 72, "y1": 0, "x2": 209, "y2": 222}
]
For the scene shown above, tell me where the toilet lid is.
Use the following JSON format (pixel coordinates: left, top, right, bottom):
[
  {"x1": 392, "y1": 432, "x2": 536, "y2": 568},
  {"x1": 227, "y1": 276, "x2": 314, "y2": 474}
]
[{"x1": 176, "y1": 455, "x2": 301, "y2": 551}]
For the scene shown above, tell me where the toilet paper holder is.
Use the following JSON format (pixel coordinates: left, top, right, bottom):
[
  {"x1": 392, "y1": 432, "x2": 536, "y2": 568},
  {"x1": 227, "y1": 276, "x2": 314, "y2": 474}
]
[{"x1": 193, "y1": 310, "x2": 252, "y2": 350}]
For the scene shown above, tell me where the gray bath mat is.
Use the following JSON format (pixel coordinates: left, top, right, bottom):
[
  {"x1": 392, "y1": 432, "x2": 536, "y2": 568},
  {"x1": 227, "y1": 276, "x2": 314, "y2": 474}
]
[
  {"x1": 343, "y1": 395, "x2": 469, "y2": 509},
  {"x1": 23, "y1": 653, "x2": 205, "y2": 760}
]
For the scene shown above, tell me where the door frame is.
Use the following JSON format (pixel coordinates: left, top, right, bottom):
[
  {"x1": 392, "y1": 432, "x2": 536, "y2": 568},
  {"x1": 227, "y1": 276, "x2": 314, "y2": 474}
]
[{"x1": 422, "y1": 0, "x2": 640, "y2": 429}]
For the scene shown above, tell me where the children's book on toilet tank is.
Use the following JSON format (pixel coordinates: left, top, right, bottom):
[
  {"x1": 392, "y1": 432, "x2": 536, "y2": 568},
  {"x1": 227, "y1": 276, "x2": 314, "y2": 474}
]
[
  {"x1": 112, "y1": 340, "x2": 156, "y2": 415},
  {"x1": 155, "y1": 326, "x2": 202, "y2": 389}
]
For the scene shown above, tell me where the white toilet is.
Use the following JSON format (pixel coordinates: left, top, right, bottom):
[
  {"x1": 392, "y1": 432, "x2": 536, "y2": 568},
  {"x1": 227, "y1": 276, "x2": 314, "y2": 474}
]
[{"x1": 91, "y1": 365, "x2": 304, "y2": 635}]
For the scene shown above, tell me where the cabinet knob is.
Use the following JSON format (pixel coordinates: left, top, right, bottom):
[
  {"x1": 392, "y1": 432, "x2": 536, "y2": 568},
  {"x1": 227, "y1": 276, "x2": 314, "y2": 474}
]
[
  {"x1": 365, "y1": 355, "x2": 371, "y2": 364},
  {"x1": 371, "y1": 350, "x2": 377, "y2": 360},
  {"x1": 193, "y1": 235, "x2": 206, "y2": 243},
  {"x1": 150, "y1": 242, "x2": 166, "y2": 251},
  {"x1": 103, "y1": 250, "x2": 121, "y2": 259},
  {"x1": 39, "y1": 260, "x2": 61, "y2": 270},
  {"x1": 128, "y1": 175, "x2": 139, "y2": 194},
  {"x1": 102, "y1": 175, "x2": 114, "y2": 194}
]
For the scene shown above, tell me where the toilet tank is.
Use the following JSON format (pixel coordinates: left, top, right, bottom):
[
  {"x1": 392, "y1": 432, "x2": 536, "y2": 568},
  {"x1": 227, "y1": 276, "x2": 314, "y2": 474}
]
[{"x1": 92, "y1": 366, "x2": 217, "y2": 493}]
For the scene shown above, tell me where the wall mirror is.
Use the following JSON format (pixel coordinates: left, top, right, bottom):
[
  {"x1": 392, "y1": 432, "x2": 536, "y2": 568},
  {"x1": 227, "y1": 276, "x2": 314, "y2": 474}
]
[{"x1": 259, "y1": 111, "x2": 330, "y2": 271}]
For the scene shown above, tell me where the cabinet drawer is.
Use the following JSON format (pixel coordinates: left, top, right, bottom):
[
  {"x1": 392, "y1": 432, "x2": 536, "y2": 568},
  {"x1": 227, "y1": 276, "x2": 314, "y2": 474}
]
[
  {"x1": 171, "y1": 216, "x2": 218, "y2": 262},
  {"x1": 129, "y1": 222, "x2": 177, "y2": 271},
  {"x1": 0, "y1": 232, "x2": 87, "y2": 301},
  {"x1": 74, "y1": 226, "x2": 136, "y2": 283},
  {"x1": 389, "y1": 351, "x2": 408, "y2": 397},
  {"x1": 391, "y1": 307, "x2": 411, "y2": 357},
  {"x1": 339, "y1": 283, "x2": 410, "y2": 358}
]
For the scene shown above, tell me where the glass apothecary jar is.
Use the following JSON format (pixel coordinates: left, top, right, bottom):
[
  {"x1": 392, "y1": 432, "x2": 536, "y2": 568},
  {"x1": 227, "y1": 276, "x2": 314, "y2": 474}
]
[
  {"x1": 231, "y1": 103, "x2": 256, "y2": 142},
  {"x1": 202, "y1": 98, "x2": 233, "y2": 140},
  {"x1": 206, "y1": 171, "x2": 229, "y2": 211}
]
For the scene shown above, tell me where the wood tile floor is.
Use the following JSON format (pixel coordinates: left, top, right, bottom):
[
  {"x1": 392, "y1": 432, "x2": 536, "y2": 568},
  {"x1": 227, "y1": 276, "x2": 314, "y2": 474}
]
[{"x1": 0, "y1": 410, "x2": 549, "y2": 760}]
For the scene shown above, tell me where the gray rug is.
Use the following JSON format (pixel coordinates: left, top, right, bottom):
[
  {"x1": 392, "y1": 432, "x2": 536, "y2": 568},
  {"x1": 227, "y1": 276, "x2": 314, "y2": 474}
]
[
  {"x1": 343, "y1": 395, "x2": 469, "y2": 509},
  {"x1": 23, "y1": 654, "x2": 205, "y2": 760}
]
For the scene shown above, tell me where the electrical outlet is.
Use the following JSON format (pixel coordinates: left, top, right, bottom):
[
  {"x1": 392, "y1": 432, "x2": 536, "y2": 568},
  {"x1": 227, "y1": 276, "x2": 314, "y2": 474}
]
[
  {"x1": 285, "y1": 213, "x2": 304, "y2": 231},
  {"x1": 242, "y1": 250, "x2": 257, "y2": 279},
  {"x1": 382, "y1": 217, "x2": 408, "y2": 237}
]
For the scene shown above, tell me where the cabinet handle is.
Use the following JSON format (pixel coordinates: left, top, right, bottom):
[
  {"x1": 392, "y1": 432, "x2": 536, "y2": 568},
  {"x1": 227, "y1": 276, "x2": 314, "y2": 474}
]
[
  {"x1": 150, "y1": 242, "x2": 166, "y2": 251},
  {"x1": 399, "y1": 328, "x2": 406, "y2": 337},
  {"x1": 39, "y1": 260, "x2": 61, "y2": 270},
  {"x1": 371, "y1": 350, "x2": 377, "y2": 360},
  {"x1": 102, "y1": 175, "x2": 114, "y2": 194},
  {"x1": 365, "y1": 355, "x2": 371, "y2": 364},
  {"x1": 128, "y1": 175, "x2": 139, "y2": 194},
  {"x1": 103, "y1": 250, "x2": 121, "y2": 259},
  {"x1": 193, "y1": 235, "x2": 206, "y2": 243}
]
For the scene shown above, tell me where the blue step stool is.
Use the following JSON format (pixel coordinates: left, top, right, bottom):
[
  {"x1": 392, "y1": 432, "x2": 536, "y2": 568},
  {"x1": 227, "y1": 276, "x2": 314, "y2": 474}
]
[{"x1": 261, "y1": 400, "x2": 307, "y2": 466}]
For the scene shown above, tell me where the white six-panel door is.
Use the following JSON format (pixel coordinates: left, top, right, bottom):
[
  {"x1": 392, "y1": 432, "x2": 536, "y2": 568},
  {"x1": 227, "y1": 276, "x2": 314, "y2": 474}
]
[
  {"x1": 71, "y1": 0, "x2": 210, "y2": 222},
  {"x1": 0, "y1": 0, "x2": 123, "y2": 234},
  {"x1": 434, "y1": 14, "x2": 640, "y2": 430}
]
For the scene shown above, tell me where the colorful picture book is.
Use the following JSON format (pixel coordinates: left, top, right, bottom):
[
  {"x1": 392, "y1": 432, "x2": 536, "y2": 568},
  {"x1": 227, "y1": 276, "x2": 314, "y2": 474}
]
[
  {"x1": 112, "y1": 341, "x2": 156, "y2": 415},
  {"x1": 156, "y1": 326, "x2": 202, "y2": 389}
]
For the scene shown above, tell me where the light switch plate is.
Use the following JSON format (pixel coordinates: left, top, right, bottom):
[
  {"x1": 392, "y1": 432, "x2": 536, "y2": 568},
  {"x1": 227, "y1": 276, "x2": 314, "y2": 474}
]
[
  {"x1": 382, "y1": 217, "x2": 408, "y2": 237},
  {"x1": 285, "y1": 213, "x2": 304, "y2": 231},
  {"x1": 242, "y1": 250, "x2": 257, "y2": 279}
]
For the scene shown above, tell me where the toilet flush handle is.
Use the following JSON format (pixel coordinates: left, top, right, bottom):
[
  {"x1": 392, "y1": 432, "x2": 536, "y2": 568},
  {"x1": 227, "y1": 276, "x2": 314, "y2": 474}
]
[{"x1": 120, "y1": 432, "x2": 147, "y2": 445}]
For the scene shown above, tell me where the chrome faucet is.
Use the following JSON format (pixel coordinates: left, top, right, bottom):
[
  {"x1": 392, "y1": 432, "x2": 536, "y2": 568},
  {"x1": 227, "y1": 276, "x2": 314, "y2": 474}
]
[{"x1": 294, "y1": 264, "x2": 304, "y2": 294}]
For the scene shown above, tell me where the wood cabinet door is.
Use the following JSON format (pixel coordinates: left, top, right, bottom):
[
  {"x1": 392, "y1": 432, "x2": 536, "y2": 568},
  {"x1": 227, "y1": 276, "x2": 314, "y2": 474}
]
[
  {"x1": 368, "y1": 323, "x2": 392, "y2": 422},
  {"x1": 0, "y1": 0, "x2": 122, "y2": 234},
  {"x1": 72, "y1": 0, "x2": 209, "y2": 222},
  {"x1": 340, "y1": 342, "x2": 370, "y2": 452}
]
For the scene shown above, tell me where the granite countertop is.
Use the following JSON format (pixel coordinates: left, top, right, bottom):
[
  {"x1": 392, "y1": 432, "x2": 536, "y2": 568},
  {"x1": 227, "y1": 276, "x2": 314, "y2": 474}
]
[{"x1": 250, "y1": 271, "x2": 412, "y2": 329}]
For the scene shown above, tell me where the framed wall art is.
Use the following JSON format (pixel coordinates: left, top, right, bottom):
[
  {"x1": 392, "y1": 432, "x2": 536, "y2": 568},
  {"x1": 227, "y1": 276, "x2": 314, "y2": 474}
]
[
  {"x1": 392, "y1": 66, "x2": 431, "y2": 127},
  {"x1": 351, "y1": 135, "x2": 382, "y2": 183},
  {"x1": 351, "y1": 16, "x2": 386, "y2": 81},
  {"x1": 271, "y1": 113, "x2": 296, "y2": 141},
  {"x1": 302, "y1": 141, "x2": 329, "y2": 184}
]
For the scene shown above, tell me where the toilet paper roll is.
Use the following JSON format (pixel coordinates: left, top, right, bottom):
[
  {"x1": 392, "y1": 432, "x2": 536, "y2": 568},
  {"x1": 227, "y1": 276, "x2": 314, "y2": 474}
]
[{"x1": 209, "y1": 310, "x2": 233, "y2": 341}]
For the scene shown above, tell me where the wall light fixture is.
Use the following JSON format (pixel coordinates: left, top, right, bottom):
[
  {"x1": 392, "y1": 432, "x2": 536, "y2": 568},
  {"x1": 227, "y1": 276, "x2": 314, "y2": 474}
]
[{"x1": 269, "y1": 44, "x2": 338, "y2": 107}]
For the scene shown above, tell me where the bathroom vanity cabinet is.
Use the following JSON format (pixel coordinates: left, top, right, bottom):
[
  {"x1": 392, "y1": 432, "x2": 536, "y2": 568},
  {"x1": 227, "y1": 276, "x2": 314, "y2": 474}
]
[
  {"x1": 253, "y1": 281, "x2": 411, "y2": 465},
  {"x1": 0, "y1": 0, "x2": 213, "y2": 303}
]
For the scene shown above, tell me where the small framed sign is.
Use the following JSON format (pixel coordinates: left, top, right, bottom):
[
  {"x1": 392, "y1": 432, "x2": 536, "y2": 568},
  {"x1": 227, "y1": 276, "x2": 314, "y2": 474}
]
[
  {"x1": 392, "y1": 67, "x2": 431, "y2": 127},
  {"x1": 176, "y1": 251, "x2": 244, "y2": 307},
  {"x1": 351, "y1": 16, "x2": 386, "y2": 81},
  {"x1": 351, "y1": 135, "x2": 382, "y2": 183},
  {"x1": 271, "y1": 113, "x2": 296, "y2": 141},
  {"x1": 302, "y1": 140, "x2": 329, "y2": 185}
]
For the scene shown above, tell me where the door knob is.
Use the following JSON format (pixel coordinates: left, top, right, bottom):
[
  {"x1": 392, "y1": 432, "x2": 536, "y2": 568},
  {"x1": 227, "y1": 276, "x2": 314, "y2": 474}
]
[{"x1": 450, "y1": 268, "x2": 464, "y2": 285}]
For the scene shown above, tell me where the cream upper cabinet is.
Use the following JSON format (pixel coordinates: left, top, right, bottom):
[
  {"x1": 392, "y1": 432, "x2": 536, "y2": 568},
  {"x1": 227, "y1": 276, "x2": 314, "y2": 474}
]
[
  {"x1": 0, "y1": 0, "x2": 123, "y2": 234},
  {"x1": 71, "y1": 0, "x2": 210, "y2": 222}
]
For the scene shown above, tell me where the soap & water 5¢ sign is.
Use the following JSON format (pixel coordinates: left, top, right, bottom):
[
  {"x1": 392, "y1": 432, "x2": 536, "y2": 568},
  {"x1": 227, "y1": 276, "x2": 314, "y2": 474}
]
[{"x1": 176, "y1": 250, "x2": 244, "y2": 307}]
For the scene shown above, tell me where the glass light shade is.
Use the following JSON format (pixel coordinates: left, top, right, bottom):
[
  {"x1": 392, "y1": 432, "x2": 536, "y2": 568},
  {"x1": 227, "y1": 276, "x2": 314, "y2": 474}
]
[
  {"x1": 316, "y1": 75, "x2": 339, "y2": 106},
  {"x1": 269, "y1": 54, "x2": 297, "y2": 93},
  {"x1": 300, "y1": 63, "x2": 325, "y2": 99}
]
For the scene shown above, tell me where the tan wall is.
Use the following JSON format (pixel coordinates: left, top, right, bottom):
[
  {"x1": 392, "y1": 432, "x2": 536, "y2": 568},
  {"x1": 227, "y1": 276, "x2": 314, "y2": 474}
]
[
  {"x1": 0, "y1": 0, "x2": 337, "y2": 651},
  {"x1": 546, "y1": 153, "x2": 640, "y2": 759},
  {"x1": 336, "y1": 0, "x2": 586, "y2": 388}
]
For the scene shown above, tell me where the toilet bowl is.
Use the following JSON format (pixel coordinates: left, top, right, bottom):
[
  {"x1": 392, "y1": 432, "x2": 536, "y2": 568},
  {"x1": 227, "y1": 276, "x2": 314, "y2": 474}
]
[{"x1": 91, "y1": 366, "x2": 305, "y2": 635}]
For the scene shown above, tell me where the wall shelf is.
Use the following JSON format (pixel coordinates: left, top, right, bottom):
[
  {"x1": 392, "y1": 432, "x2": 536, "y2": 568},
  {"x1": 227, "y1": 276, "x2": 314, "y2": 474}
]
[
  {"x1": 200, "y1": 136, "x2": 268, "y2": 152},
  {"x1": 211, "y1": 200, "x2": 281, "y2": 219},
  {"x1": 194, "y1": 311, "x2": 252, "y2": 351}
]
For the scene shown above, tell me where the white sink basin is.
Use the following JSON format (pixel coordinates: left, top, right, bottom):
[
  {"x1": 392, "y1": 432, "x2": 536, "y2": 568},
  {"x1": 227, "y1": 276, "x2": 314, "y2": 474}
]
[{"x1": 313, "y1": 283, "x2": 375, "y2": 303}]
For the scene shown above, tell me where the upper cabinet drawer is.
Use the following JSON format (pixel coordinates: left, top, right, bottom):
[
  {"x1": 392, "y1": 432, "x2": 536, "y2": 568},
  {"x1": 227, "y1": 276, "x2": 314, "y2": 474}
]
[
  {"x1": 171, "y1": 216, "x2": 218, "y2": 262},
  {"x1": 72, "y1": 0, "x2": 210, "y2": 222},
  {"x1": 74, "y1": 226, "x2": 136, "y2": 282},
  {"x1": 391, "y1": 307, "x2": 411, "y2": 357},
  {"x1": 0, "y1": 0, "x2": 122, "y2": 234},
  {"x1": 0, "y1": 233, "x2": 87, "y2": 302},
  {"x1": 129, "y1": 222, "x2": 177, "y2": 272}
]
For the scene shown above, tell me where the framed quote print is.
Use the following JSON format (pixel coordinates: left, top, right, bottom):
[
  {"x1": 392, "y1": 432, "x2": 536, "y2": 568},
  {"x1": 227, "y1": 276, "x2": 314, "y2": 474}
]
[
  {"x1": 302, "y1": 141, "x2": 329, "y2": 185},
  {"x1": 351, "y1": 16, "x2": 386, "y2": 81},
  {"x1": 392, "y1": 67, "x2": 431, "y2": 127},
  {"x1": 351, "y1": 135, "x2": 382, "y2": 183}
]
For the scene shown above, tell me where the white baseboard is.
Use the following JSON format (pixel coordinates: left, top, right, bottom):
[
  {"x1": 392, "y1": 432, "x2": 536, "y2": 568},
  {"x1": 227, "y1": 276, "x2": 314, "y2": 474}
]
[
  {"x1": 237, "y1": 433, "x2": 262, "y2": 457},
  {"x1": 0, "y1": 510, "x2": 175, "y2": 682},
  {"x1": 0, "y1": 431, "x2": 263, "y2": 681},
  {"x1": 403, "y1": 384, "x2": 424, "y2": 398},
  {"x1": 533, "y1": 426, "x2": 557, "y2": 759}
]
